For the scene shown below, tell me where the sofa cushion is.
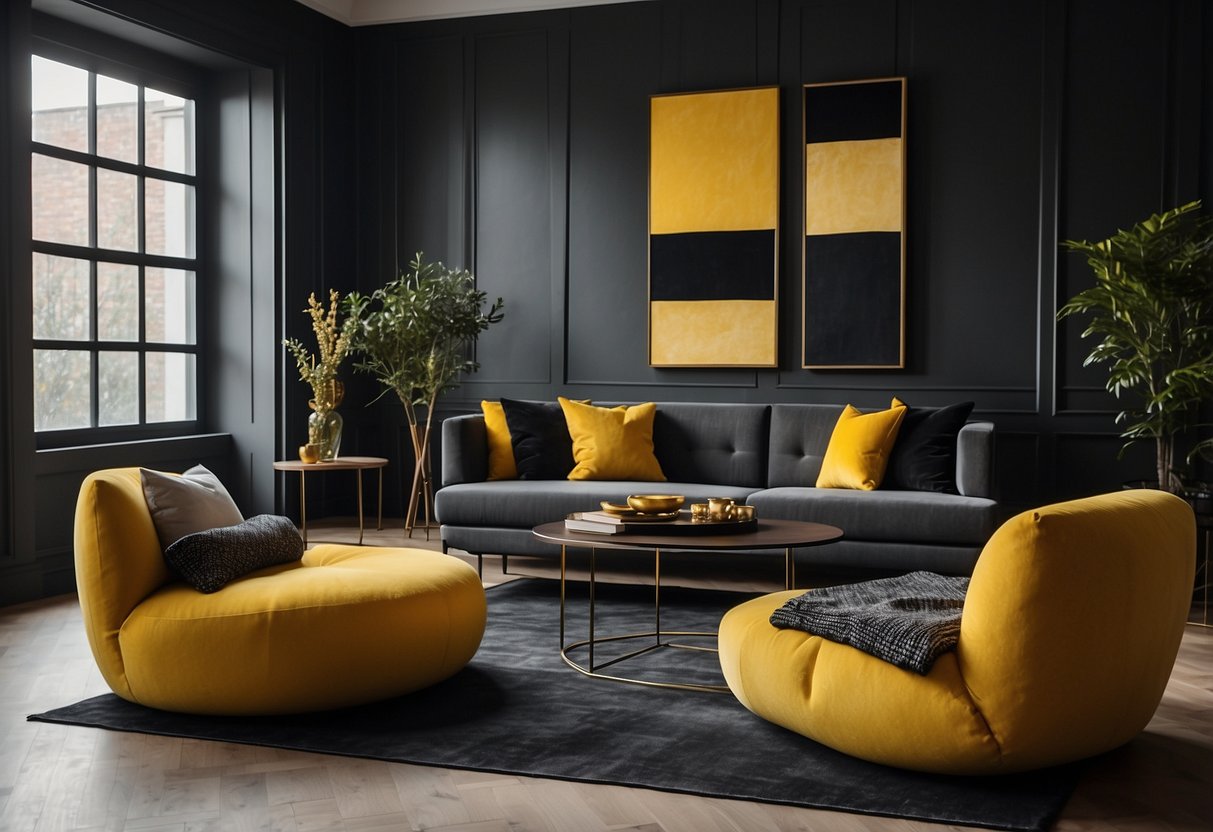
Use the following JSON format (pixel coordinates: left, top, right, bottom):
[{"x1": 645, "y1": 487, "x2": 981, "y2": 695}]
[
  {"x1": 560, "y1": 398, "x2": 665, "y2": 481},
  {"x1": 502, "y1": 398, "x2": 577, "y2": 480},
  {"x1": 141, "y1": 465, "x2": 244, "y2": 550},
  {"x1": 816, "y1": 403, "x2": 906, "y2": 490},
  {"x1": 435, "y1": 480, "x2": 760, "y2": 529},
  {"x1": 164, "y1": 514, "x2": 304, "y2": 593},
  {"x1": 747, "y1": 486, "x2": 998, "y2": 545},
  {"x1": 885, "y1": 398, "x2": 974, "y2": 493},
  {"x1": 480, "y1": 401, "x2": 518, "y2": 481}
]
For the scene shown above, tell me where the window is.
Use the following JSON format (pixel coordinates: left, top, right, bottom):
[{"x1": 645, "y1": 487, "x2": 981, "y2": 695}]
[{"x1": 30, "y1": 49, "x2": 198, "y2": 444}]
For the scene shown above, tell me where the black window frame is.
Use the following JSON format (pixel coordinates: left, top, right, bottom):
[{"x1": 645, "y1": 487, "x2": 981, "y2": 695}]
[{"x1": 30, "y1": 25, "x2": 206, "y2": 450}]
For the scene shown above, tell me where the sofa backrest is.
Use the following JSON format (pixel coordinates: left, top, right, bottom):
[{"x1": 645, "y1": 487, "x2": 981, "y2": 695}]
[
  {"x1": 651, "y1": 402, "x2": 771, "y2": 488},
  {"x1": 767, "y1": 403, "x2": 997, "y2": 496},
  {"x1": 767, "y1": 404, "x2": 846, "y2": 487},
  {"x1": 440, "y1": 402, "x2": 772, "y2": 487},
  {"x1": 442, "y1": 400, "x2": 996, "y2": 495},
  {"x1": 74, "y1": 467, "x2": 172, "y2": 701}
]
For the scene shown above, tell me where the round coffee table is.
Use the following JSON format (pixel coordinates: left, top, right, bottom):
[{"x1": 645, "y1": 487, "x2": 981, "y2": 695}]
[{"x1": 533, "y1": 518, "x2": 843, "y2": 692}]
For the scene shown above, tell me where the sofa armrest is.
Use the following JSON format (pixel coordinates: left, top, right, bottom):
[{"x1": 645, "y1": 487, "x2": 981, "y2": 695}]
[
  {"x1": 441, "y1": 414, "x2": 488, "y2": 486},
  {"x1": 956, "y1": 421, "x2": 996, "y2": 499}
]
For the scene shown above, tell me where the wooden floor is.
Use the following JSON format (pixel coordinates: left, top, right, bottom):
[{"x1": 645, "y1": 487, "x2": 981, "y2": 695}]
[{"x1": 1, "y1": 519, "x2": 1210, "y2": 832}]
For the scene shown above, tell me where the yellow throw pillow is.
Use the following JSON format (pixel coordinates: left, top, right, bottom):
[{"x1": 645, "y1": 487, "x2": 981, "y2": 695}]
[
  {"x1": 481, "y1": 401, "x2": 517, "y2": 480},
  {"x1": 816, "y1": 403, "x2": 907, "y2": 490},
  {"x1": 558, "y1": 397, "x2": 666, "y2": 482}
]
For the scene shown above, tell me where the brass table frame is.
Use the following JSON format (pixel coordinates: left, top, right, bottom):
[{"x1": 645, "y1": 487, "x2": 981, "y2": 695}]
[
  {"x1": 533, "y1": 519, "x2": 844, "y2": 693},
  {"x1": 272, "y1": 456, "x2": 387, "y2": 546}
]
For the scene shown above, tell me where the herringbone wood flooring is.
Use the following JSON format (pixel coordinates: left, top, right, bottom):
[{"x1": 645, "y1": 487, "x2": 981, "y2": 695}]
[{"x1": 2, "y1": 519, "x2": 1210, "y2": 831}]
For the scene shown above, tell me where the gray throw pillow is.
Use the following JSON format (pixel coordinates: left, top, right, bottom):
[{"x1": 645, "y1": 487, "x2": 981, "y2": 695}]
[
  {"x1": 163, "y1": 514, "x2": 304, "y2": 593},
  {"x1": 141, "y1": 464, "x2": 244, "y2": 550}
]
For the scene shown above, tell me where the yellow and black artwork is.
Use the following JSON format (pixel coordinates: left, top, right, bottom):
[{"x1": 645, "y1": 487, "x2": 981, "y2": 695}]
[
  {"x1": 803, "y1": 77, "x2": 906, "y2": 369},
  {"x1": 649, "y1": 86, "x2": 779, "y2": 367}
]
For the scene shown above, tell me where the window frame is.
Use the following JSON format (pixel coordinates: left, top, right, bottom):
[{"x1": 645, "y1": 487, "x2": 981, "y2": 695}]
[{"x1": 30, "y1": 33, "x2": 205, "y2": 450}]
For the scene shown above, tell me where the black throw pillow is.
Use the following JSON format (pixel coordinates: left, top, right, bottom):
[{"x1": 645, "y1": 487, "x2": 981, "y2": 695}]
[
  {"x1": 164, "y1": 514, "x2": 304, "y2": 593},
  {"x1": 500, "y1": 398, "x2": 576, "y2": 480},
  {"x1": 883, "y1": 401, "x2": 975, "y2": 493}
]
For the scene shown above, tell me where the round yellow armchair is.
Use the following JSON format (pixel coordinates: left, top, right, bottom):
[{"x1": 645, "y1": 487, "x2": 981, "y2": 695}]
[
  {"x1": 718, "y1": 489, "x2": 1195, "y2": 775},
  {"x1": 75, "y1": 468, "x2": 486, "y2": 715}
]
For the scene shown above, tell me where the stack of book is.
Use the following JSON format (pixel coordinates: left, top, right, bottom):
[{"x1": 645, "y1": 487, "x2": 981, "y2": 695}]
[{"x1": 564, "y1": 510, "x2": 669, "y2": 535}]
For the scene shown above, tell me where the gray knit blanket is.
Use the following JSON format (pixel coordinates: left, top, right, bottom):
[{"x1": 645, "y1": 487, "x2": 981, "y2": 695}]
[{"x1": 769, "y1": 571, "x2": 969, "y2": 675}]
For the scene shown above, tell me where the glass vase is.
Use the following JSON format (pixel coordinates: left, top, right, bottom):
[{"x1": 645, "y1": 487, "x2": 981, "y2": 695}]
[{"x1": 307, "y1": 408, "x2": 343, "y2": 461}]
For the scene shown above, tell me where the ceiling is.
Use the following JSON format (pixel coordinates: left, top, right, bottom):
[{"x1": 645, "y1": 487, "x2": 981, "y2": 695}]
[{"x1": 291, "y1": 0, "x2": 650, "y2": 27}]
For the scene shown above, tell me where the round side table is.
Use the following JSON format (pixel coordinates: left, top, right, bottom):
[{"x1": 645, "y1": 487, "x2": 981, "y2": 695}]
[{"x1": 273, "y1": 456, "x2": 387, "y2": 546}]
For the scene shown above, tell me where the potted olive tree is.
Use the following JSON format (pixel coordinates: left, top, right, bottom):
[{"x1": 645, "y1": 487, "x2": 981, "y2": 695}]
[
  {"x1": 345, "y1": 253, "x2": 504, "y2": 535},
  {"x1": 1058, "y1": 200, "x2": 1213, "y2": 494}
]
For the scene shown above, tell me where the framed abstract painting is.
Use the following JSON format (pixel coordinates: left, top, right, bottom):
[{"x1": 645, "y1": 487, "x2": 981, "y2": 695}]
[
  {"x1": 802, "y1": 77, "x2": 906, "y2": 369},
  {"x1": 649, "y1": 86, "x2": 779, "y2": 367}
]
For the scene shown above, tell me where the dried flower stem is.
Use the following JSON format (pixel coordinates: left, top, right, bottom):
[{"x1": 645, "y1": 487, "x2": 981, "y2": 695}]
[{"x1": 283, "y1": 290, "x2": 354, "y2": 411}]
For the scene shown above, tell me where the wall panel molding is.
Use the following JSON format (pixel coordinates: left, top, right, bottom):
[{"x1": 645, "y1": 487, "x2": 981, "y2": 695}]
[
  {"x1": 471, "y1": 27, "x2": 557, "y2": 385},
  {"x1": 1039, "y1": 0, "x2": 1065, "y2": 418}
]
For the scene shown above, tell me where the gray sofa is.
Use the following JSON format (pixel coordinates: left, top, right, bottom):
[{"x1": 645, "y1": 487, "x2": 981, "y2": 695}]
[{"x1": 435, "y1": 402, "x2": 999, "y2": 577}]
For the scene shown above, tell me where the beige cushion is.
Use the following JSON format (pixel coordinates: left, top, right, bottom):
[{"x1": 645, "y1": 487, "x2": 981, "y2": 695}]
[{"x1": 140, "y1": 465, "x2": 244, "y2": 549}]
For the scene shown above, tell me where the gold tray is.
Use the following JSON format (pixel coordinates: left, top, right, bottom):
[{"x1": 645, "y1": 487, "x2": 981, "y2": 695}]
[{"x1": 599, "y1": 502, "x2": 680, "y2": 521}]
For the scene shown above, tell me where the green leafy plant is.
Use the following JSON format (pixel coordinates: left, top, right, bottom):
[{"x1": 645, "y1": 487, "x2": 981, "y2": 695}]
[
  {"x1": 345, "y1": 253, "x2": 504, "y2": 532},
  {"x1": 1058, "y1": 200, "x2": 1213, "y2": 492}
]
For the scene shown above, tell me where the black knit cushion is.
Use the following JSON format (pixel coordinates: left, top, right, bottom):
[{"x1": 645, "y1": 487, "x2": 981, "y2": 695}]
[
  {"x1": 770, "y1": 571, "x2": 969, "y2": 675},
  {"x1": 163, "y1": 514, "x2": 304, "y2": 593},
  {"x1": 501, "y1": 398, "x2": 576, "y2": 480},
  {"x1": 883, "y1": 401, "x2": 974, "y2": 493}
]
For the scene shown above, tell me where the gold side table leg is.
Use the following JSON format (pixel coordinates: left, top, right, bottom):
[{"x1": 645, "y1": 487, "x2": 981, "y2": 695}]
[
  {"x1": 560, "y1": 544, "x2": 567, "y2": 647},
  {"x1": 356, "y1": 469, "x2": 365, "y2": 545},
  {"x1": 298, "y1": 471, "x2": 307, "y2": 547},
  {"x1": 654, "y1": 549, "x2": 662, "y2": 648},
  {"x1": 589, "y1": 546, "x2": 597, "y2": 672}
]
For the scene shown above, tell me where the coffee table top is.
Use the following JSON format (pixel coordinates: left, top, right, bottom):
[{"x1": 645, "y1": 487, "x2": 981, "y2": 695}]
[{"x1": 532, "y1": 517, "x2": 843, "y2": 551}]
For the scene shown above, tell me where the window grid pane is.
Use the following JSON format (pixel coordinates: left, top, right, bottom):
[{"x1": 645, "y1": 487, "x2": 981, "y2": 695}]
[
  {"x1": 31, "y1": 56, "x2": 88, "y2": 152},
  {"x1": 96, "y1": 74, "x2": 138, "y2": 164},
  {"x1": 32, "y1": 253, "x2": 91, "y2": 341},
  {"x1": 32, "y1": 154, "x2": 90, "y2": 246},
  {"x1": 96, "y1": 167, "x2": 138, "y2": 252},
  {"x1": 98, "y1": 351, "x2": 139, "y2": 426},
  {"x1": 145, "y1": 88, "x2": 195, "y2": 175},
  {"x1": 145, "y1": 268, "x2": 196, "y2": 345},
  {"x1": 97, "y1": 262, "x2": 139, "y2": 342},
  {"x1": 144, "y1": 178, "x2": 195, "y2": 258},
  {"x1": 31, "y1": 52, "x2": 198, "y2": 437},
  {"x1": 34, "y1": 349, "x2": 92, "y2": 430},
  {"x1": 146, "y1": 352, "x2": 196, "y2": 423}
]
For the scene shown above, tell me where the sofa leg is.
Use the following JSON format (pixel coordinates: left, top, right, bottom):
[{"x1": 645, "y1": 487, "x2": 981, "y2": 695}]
[
  {"x1": 502, "y1": 554, "x2": 509, "y2": 575},
  {"x1": 476, "y1": 553, "x2": 483, "y2": 578}
]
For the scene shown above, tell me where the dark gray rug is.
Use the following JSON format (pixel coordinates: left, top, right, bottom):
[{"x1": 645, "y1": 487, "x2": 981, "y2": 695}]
[{"x1": 30, "y1": 579, "x2": 1081, "y2": 831}]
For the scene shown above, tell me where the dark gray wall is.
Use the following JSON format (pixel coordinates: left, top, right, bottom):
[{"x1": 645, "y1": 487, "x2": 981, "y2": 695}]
[{"x1": 357, "y1": 0, "x2": 1209, "y2": 508}]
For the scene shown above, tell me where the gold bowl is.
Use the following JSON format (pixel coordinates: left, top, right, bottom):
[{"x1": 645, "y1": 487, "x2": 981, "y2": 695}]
[{"x1": 627, "y1": 494, "x2": 685, "y2": 514}]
